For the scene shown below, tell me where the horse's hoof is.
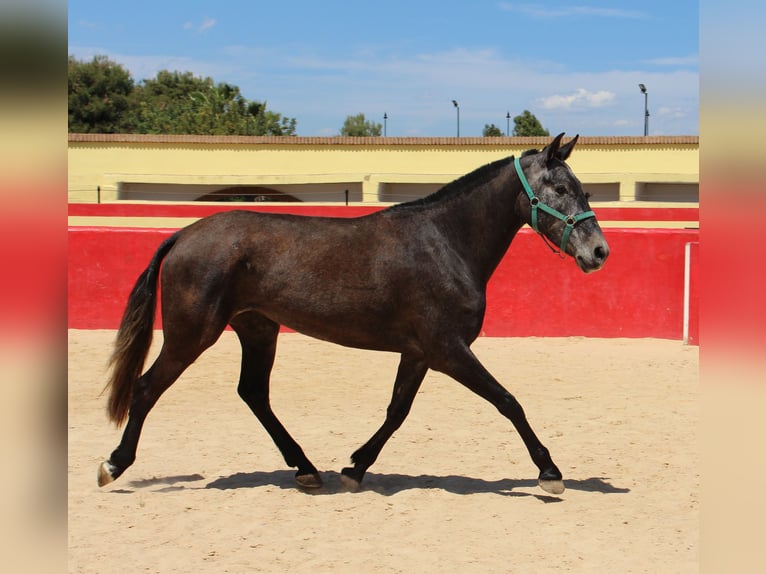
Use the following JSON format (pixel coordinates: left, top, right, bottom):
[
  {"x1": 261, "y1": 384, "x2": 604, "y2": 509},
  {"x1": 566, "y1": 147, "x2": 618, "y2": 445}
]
[
  {"x1": 339, "y1": 469, "x2": 361, "y2": 491},
  {"x1": 538, "y1": 479, "x2": 565, "y2": 495},
  {"x1": 97, "y1": 460, "x2": 118, "y2": 487},
  {"x1": 295, "y1": 472, "x2": 323, "y2": 489}
]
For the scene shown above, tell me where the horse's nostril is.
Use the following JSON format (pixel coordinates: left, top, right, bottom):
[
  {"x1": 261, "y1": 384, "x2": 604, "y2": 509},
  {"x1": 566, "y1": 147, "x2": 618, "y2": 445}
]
[{"x1": 594, "y1": 245, "x2": 607, "y2": 261}]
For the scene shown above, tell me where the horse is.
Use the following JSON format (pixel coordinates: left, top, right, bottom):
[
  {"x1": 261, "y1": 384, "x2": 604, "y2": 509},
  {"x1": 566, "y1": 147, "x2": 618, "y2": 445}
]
[{"x1": 98, "y1": 132, "x2": 609, "y2": 495}]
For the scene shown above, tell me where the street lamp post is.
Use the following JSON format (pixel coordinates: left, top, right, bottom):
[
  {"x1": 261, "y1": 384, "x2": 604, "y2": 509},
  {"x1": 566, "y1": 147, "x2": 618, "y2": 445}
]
[
  {"x1": 383, "y1": 112, "x2": 388, "y2": 137},
  {"x1": 506, "y1": 111, "x2": 511, "y2": 136},
  {"x1": 452, "y1": 100, "x2": 460, "y2": 137},
  {"x1": 639, "y1": 83, "x2": 649, "y2": 136}
]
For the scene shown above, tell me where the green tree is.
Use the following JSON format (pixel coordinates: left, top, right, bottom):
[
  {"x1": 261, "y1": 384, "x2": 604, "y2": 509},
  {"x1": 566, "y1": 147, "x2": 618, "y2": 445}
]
[
  {"x1": 512, "y1": 110, "x2": 550, "y2": 137},
  {"x1": 340, "y1": 113, "x2": 382, "y2": 136},
  {"x1": 68, "y1": 55, "x2": 297, "y2": 135},
  {"x1": 68, "y1": 55, "x2": 135, "y2": 133},
  {"x1": 482, "y1": 123, "x2": 504, "y2": 137},
  {"x1": 127, "y1": 70, "x2": 213, "y2": 133},
  {"x1": 248, "y1": 101, "x2": 297, "y2": 136},
  {"x1": 129, "y1": 71, "x2": 297, "y2": 135}
]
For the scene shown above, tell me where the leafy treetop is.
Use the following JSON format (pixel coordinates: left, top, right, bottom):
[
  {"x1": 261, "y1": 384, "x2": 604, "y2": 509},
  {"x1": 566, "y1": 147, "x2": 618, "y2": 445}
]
[
  {"x1": 68, "y1": 54, "x2": 297, "y2": 135},
  {"x1": 512, "y1": 110, "x2": 549, "y2": 137},
  {"x1": 340, "y1": 113, "x2": 382, "y2": 136}
]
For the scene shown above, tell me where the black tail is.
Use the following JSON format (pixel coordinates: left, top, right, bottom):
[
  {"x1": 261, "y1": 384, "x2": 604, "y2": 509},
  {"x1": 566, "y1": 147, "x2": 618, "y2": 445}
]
[{"x1": 104, "y1": 232, "x2": 180, "y2": 426}]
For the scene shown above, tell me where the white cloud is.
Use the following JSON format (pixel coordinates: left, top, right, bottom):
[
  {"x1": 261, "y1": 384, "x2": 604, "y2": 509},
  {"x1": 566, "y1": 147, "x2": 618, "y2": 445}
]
[
  {"x1": 199, "y1": 17, "x2": 217, "y2": 32},
  {"x1": 497, "y1": 3, "x2": 647, "y2": 19},
  {"x1": 538, "y1": 88, "x2": 616, "y2": 110},
  {"x1": 183, "y1": 17, "x2": 217, "y2": 33},
  {"x1": 644, "y1": 55, "x2": 699, "y2": 67},
  {"x1": 657, "y1": 106, "x2": 687, "y2": 119}
]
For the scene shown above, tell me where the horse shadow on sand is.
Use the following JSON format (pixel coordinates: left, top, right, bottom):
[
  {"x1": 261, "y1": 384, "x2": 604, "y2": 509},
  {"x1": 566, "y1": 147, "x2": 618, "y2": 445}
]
[
  {"x1": 116, "y1": 470, "x2": 628, "y2": 502},
  {"x1": 198, "y1": 470, "x2": 629, "y2": 502},
  {"x1": 112, "y1": 470, "x2": 630, "y2": 502}
]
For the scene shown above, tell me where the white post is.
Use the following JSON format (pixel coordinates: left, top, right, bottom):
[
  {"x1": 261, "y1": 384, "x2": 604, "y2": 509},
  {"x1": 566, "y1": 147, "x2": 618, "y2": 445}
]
[{"x1": 683, "y1": 242, "x2": 691, "y2": 344}]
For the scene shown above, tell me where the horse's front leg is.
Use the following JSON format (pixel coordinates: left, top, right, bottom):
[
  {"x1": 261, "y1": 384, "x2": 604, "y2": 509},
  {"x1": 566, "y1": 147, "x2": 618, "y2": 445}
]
[
  {"x1": 340, "y1": 354, "x2": 428, "y2": 489},
  {"x1": 233, "y1": 319, "x2": 321, "y2": 488},
  {"x1": 435, "y1": 342, "x2": 564, "y2": 495}
]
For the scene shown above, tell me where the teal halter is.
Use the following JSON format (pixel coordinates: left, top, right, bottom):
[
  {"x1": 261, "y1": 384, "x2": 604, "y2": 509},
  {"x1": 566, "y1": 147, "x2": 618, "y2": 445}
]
[{"x1": 514, "y1": 156, "x2": 596, "y2": 254}]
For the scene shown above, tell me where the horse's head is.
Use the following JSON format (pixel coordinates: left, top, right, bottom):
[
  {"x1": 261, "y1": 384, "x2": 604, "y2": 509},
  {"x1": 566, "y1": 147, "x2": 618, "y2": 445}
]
[{"x1": 515, "y1": 133, "x2": 609, "y2": 273}]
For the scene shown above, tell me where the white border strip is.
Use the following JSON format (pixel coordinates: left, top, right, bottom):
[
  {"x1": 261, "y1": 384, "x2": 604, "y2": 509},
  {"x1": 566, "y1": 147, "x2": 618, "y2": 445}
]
[{"x1": 683, "y1": 242, "x2": 691, "y2": 344}]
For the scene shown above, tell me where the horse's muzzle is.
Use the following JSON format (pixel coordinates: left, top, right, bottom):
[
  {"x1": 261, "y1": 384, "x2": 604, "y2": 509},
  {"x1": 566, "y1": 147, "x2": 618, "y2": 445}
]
[{"x1": 575, "y1": 240, "x2": 609, "y2": 273}]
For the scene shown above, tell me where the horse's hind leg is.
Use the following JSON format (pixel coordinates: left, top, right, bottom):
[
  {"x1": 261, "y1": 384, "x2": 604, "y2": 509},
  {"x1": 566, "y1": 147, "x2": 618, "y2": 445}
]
[
  {"x1": 435, "y1": 342, "x2": 565, "y2": 495},
  {"x1": 98, "y1": 345, "x2": 202, "y2": 486},
  {"x1": 341, "y1": 354, "x2": 428, "y2": 489},
  {"x1": 232, "y1": 315, "x2": 321, "y2": 488}
]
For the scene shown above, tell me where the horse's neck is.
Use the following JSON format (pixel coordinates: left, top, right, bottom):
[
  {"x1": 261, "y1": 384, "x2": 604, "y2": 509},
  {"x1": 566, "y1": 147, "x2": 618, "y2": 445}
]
[{"x1": 435, "y1": 171, "x2": 524, "y2": 283}]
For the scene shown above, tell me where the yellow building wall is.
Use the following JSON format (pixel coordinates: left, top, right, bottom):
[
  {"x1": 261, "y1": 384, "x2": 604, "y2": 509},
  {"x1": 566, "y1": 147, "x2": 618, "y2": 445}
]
[{"x1": 68, "y1": 135, "x2": 698, "y2": 205}]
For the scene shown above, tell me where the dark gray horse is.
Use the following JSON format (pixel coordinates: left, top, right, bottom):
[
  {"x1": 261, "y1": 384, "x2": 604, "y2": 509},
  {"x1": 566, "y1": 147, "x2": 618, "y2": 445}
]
[{"x1": 99, "y1": 132, "x2": 609, "y2": 494}]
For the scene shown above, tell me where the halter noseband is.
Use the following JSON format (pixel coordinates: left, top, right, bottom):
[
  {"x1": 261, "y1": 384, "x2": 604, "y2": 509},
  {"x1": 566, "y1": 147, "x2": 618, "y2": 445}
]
[{"x1": 514, "y1": 156, "x2": 596, "y2": 254}]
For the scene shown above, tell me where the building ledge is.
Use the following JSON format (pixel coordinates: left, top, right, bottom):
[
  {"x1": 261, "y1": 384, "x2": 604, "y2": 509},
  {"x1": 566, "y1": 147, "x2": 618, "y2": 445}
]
[{"x1": 68, "y1": 133, "x2": 699, "y2": 146}]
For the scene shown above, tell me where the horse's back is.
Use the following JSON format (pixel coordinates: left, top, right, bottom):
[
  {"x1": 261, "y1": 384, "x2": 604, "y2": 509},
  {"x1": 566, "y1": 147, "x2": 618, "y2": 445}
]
[
  {"x1": 159, "y1": 210, "x2": 415, "y2": 345},
  {"x1": 158, "y1": 208, "x2": 484, "y2": 352}
]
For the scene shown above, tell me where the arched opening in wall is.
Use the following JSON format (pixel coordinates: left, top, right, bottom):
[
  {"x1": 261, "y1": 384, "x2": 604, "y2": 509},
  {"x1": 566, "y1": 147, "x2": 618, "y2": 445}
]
[
  {"x1": 636, "y1": 183, "x2": 699, "y2": 202},
  {"x1": 197, "y1": 186, "x2": 301, "y2": 202},
  {"x1": 582, "y1": 183, "x2": 619, "y2": 202}
]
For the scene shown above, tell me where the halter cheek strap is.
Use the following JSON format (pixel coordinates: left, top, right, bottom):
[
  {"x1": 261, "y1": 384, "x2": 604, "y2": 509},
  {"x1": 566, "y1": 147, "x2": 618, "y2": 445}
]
[{"x1": 514, "y1": 157, "x2": 596, "y2": 254}]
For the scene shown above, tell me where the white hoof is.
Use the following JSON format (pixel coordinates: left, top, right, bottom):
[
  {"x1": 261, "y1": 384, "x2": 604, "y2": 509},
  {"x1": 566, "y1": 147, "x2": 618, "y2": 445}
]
[
  {"x1": 97, "y1": 460, "x2": 118, "y2": 487},
  {"x1": 538, "y1": 479, "x2": 565, "y2": 495}
]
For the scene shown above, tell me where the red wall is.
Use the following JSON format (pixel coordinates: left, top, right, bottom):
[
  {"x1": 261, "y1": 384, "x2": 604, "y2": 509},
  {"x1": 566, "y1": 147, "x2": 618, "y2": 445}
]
[
  {"x1": 68, "y1": 222, "x2": 699, "y2": 340},
  {"x1": 484, "y1": 228, "x2": 697, "y2": 338}
]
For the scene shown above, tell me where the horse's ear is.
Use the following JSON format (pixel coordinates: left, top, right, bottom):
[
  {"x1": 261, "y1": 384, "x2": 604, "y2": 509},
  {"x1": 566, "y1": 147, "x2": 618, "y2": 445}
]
[
  {"x1": 545, "y1": 132, "x2": 566, "y2": 163},
  {"x1": 556, "y1": 134, "x2": 579, "y2": 162}
]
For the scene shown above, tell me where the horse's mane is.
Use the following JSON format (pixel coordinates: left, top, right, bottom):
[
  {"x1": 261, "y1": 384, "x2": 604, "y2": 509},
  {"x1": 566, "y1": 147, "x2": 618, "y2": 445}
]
[{"x1": 387, "y1": 148, "x2": 541, "y2": 212}]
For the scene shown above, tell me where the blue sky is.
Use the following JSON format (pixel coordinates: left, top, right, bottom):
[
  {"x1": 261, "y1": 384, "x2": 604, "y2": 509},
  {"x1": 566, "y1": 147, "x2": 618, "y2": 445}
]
[{"x1": 68, "y1": 1, "x2": 698, "y2": 137}]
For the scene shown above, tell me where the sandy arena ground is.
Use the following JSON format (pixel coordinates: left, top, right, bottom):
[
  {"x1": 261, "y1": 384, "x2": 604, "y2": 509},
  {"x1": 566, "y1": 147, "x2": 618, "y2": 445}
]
[{"x1": 68, "y1": 330, "x2": 698, "y2": 573}]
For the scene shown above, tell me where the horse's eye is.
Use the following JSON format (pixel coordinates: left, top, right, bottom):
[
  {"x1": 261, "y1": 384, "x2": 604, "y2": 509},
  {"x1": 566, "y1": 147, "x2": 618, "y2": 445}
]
[{"x1": 555, "y1": 185, "x2": 567, "y2": 195}]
